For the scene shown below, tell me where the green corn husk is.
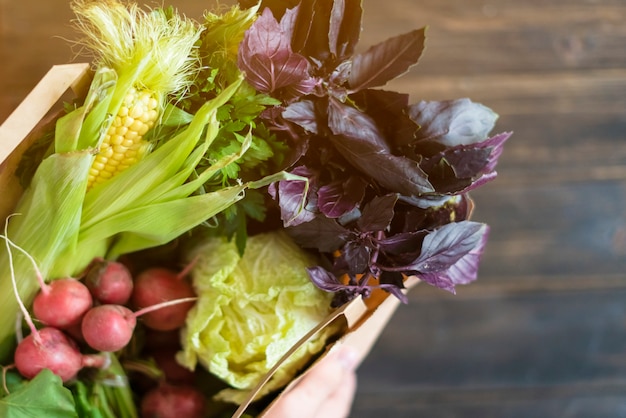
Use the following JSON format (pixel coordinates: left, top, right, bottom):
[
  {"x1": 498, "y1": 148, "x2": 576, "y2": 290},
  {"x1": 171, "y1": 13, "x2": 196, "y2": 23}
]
[{"x1": 0, "y1": 72, "x2": 244, "y2": 358}]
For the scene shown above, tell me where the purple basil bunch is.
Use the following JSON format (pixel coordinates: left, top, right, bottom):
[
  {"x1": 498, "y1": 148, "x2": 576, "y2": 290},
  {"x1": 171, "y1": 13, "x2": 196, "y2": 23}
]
[{"x1": 237, "y1": 0, "x2": 511, "y2": 306}]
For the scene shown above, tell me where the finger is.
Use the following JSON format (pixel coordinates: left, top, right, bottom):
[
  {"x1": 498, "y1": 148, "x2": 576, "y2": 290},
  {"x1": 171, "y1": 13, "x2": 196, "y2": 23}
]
[
  {"x1": 264, "y1": 344, "x2": 360, "y2": 418},
  {"x1": 311, "y1": 369, "x2": 357, "y2": 418}
]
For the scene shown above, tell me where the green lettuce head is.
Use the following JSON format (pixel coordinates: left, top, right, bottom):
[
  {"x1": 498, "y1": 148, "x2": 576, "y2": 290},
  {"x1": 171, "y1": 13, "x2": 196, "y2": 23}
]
[{"x1": 178, "y1": 230, "x2": 337, "y2": 403}]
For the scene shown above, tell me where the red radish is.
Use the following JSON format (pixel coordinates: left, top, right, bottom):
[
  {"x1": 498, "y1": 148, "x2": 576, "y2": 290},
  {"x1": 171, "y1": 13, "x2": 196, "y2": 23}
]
[
  {"x1": 131, "y1": 267, "x2": 196, "y2": 331},
  {"x1": 3, "y1": 216, "x2": 92, "y2": 330},
  {"x1": 2, "y1": 227, "x2": 107, "y2": 382},
  {"x1": 33, "y1": 278, "x2": 93, "y2": 329},
  {"x1": 81, "y1": 297, "x2": 197, "y2": 352},
  {"x1": 14, "y1": 327, "x2": 83, "y2": 382},
  {"x1": 140, "y1": 384, "x2": 206, "y2": 418},
  {"x1": 81, "y1": 305, "x2": 137, "y2": 352},
  {"x1": 85, "y1": 259, "x2": 134, "y2": 305}
]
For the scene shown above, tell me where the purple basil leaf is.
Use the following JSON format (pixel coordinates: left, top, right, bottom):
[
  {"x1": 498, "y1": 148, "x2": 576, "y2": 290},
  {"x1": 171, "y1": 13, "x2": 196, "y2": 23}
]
[
  {"x1": 443, "y1": 147, "x2": 492, "y2": 179},
  {"x1": 290, "y1": 0, "x2": 362, "y2": 68},
  {"x1": 378, "y1": 231, "x2": 426, "y2": 260},
  {"x1": 343, "y1": 241, "x2": 371, "y2": 273},
  {"x1": 287, "y1": 215, "x2": 351, "y2": 252},
  {"x1": 454, "y1": 132, "x2": 510, "y2": 194},
  {"x1": 398, "y1": 193, "x2": 452, "y2": 210},
  {"x1": 357, "y1": 193, "x2": 398, "y2": 232},
  {"x1": 421, "y1": 131, "x2": 512, "y2": 194},
  {"x1": 328, "y1": 0, "x2": 362, "y2": 60},
  {"x1": 382, "y1": 285, "x2": 409, "y2": 304},
  {"x1": 379, "y1": 270, "x2": 406, "y2": 288},
  {"x1": 350, "y1": 89, "x2": 418, "y2": 147},
  {"x1": 238, "y1": 7, "x2": 315, "y2": 101},
  {"x1": 338, "y1": 206, "x2": 362, "y2": 226},
  {"x1": 417, "y1": 226, "x2": 488, "y2": 293},
  {"x1": 481, "y1": 131, "x2": 512, "y2": 173},
  {"x1": 307, "y1": 266, "x2": 347, "y2": 292},
  {"x1": 417, "y1": 271, "x2": 457, "y2": 293},
  {"x1": 392, "y1": 221, "x2": 489, "y2": 293},
  {"x1": 444, "y1": 226, "x2": 489, "y2": 285},
  {"x1": 409, "y1": 98, "x2": 498, "y2": 146},
  {"x1": 389, "y1": 196, "x2": 473, "y2": 234},
  {"x1": 283, "y1": 100, "x2": 319, "y2": 134},
  {"x1": 327, "y1": 97, "x2": 389, "y2": 150},
  {"x1": 378, "y1": 271, "x2": 408, "y2": 303},
  {"x1": 410, "y1": 221, "x2": 487, "y2": 273},
  {"x1": 330, "y1": 60, "x2": 352, "y2": 86},
  {"x1": 458, "y1": 171, "x2": 498, "y2": 194},
  {"x1": 327, "y1": 99, "x2": 434, "y2": 195},
  {"x1": 349, "y1": 27, "x2": 426, "y2": 91},
  {"x1": 291, "y1": 0, "x2": 332, "y2": 65},
  {"x1": 317, "y1": 176, "x2": 367, "y2": 218},
  {"x1": 269, "y1": 165, "x2": 317, "y2": 227},
  {"x1": 419, "y1": 157, "x2": 471, "y2": 194},
  {"x1": 389, "y1": 222, "x2": 489, "y2": 293}
]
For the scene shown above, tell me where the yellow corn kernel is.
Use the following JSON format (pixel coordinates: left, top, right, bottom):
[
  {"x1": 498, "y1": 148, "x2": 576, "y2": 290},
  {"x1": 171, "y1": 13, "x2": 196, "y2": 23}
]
[{"x1": 87, "y1": 87, "x2": 159, "y2": 189}]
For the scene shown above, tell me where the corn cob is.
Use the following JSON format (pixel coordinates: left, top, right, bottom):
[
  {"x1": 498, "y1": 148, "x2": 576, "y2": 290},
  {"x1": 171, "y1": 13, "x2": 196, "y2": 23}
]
[
  {"x1": 72, "y1": 0, "x2": 202, "y2": 189},
  {"x1": 87, "y1": 87, "x2": 157, "y2": 189}
]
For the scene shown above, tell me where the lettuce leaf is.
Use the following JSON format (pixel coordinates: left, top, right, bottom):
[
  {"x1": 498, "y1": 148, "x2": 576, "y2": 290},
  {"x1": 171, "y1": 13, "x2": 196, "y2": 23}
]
[
  {"x1": 179, "y1": 230, "x2": 336, "y2": 404},
  {"x1": 0, "y1": 369, "x2": 78, "y2": 418}
]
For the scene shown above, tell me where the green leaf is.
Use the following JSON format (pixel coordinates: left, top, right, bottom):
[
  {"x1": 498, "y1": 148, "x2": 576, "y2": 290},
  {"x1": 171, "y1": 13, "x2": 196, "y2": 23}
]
[
  {"x1": 98, "y1": 186, "x2": 248, "y2": 258},
  {"x1": 160, "y1": 103, "x2": 194, "y2": 126},
  {"x1": 0, "y1": 369, "x2": 78, "y2": 418},
  {"x1": 54, "y1": 67, "x2": 117, "y2": 154}
]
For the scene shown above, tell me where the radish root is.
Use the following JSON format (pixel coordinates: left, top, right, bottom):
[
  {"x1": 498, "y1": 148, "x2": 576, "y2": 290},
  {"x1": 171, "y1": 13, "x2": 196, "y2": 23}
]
[{"x1": 2, "y1": 215, "x2": 41, "y2": 343}]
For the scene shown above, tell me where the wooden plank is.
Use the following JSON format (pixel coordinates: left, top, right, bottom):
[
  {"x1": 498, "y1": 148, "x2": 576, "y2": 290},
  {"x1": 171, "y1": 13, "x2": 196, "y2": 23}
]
[
  {"x1": 352, "y1": 386, "x2": 626, "y2": 418},
  {"x1": 411, "y1": 273, "x2": 626, "y2": 299},
  {"x1": 353, "y1": 288, "x2": 626, "y2": 416},
  {"x1": 388, "y1": 70, "x2": 626, "y2": 116},
  {"x1": 469, "y1": 179, "x2": 626, "y2": 282},
  {"x1": 489, "y1": 114, "x2": 626, "y2": 185},
  {"x1": 359, "y1": 0, "x2": 626, "y2": 76}
]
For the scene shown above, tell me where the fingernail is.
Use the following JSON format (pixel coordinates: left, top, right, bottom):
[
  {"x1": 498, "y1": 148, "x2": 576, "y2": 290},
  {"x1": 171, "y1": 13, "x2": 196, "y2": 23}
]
[{"x1": 335, "y1": 345, "x2": 360, "y2": 371}]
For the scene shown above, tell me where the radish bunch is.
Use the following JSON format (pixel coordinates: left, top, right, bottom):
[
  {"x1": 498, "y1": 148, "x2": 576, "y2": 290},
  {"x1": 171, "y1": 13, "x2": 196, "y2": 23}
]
[{"x1": 5, "y1": 243, "x2": 198, "y2": 384}]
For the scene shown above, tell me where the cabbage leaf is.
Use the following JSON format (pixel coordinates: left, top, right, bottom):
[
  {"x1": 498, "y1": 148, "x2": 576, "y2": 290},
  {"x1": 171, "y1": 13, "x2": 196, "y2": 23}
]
[{"x1": 179, "y1": 230, "x2": 336, "y2": 403}]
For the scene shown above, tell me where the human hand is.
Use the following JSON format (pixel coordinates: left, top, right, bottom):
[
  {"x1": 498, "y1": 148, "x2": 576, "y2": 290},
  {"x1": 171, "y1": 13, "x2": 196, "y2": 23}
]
[{"x1": 263, "y1": 344, "x2": 360, "y2": 418}]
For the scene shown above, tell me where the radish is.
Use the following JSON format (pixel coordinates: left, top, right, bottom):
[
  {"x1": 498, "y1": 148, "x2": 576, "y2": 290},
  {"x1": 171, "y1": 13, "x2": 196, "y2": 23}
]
[
  {"x1": 81, "y1": 305, "x2": 136, "y2": 352},
  {"x1": 81, "y1": 297, "x2": 197, "y2": 352},
  {"x1": 13, "y1": 328, "x2": 109, "y2": 383},
  {"x1": 131, "y1": 266, "x2": 196, "y2": 331},
  {"x1": 13, "y1": 327, "x2": 84, "y2": 382},
  {"x1": 32, "y1": 278, "x2": 93, "y2": 329},
  {"x1": 85, "y1": 259, "x2": 134, "y2": 305},
  {"x1": 140, "y1": 384, "x2": 206, "y2": 418},
  {"x1": 2, "y1": 227, "x2": 106, "y2": 382},
  {"x1": 2, "y1": 217, "x2": 92, "y2": 329}
]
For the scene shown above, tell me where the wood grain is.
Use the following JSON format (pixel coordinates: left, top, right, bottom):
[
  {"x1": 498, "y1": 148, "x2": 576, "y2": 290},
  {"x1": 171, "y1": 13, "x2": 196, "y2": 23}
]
[{"x1": 1, "y1": 0, "x2": 625, "y2": 417}]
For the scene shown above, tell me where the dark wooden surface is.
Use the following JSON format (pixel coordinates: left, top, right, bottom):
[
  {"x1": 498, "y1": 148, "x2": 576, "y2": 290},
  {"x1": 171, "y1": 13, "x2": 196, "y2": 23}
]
[{"x1": 2, "y1": 1, "x2": 626, "y2": 417}]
